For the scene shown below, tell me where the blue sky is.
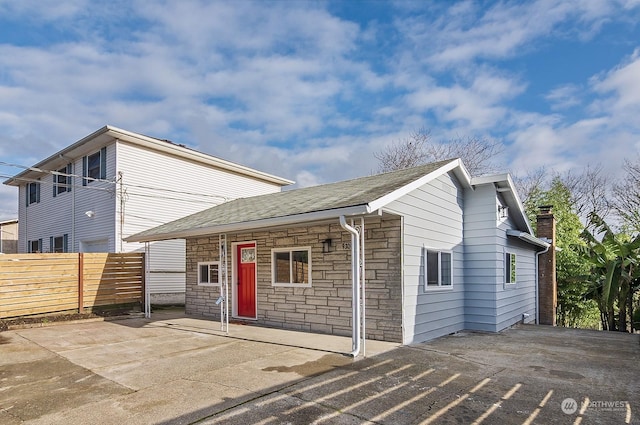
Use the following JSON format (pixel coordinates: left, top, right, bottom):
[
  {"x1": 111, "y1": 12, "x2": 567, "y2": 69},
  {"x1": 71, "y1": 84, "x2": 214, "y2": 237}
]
[{"x1": 1, "y1": 0, "x2": 639, "y2": 221}]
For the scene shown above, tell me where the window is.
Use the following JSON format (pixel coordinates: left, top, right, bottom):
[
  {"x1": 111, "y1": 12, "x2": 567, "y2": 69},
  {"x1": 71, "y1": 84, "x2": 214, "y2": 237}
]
[
  {"x1": 28, "y1": 239, "x2": 42, "y2": 253},
  {"x1": 50, "y1": 235, "x2": 68, "y2": 253},
  {"x1": 423, "y1": 248, "x2": 453, "y2": 289},
  {"x1": 505, "y1": 252, "x2": 516, "y2": 284},
  {"x1": 54, "y1": 164, "x2": 72, "y2": 196},
  {"x1": 272, "y1": 247, "x2": 311, "y2": 287},
  {"x1": 198, "y1": 262, "x2": 220, "y2": 286},
  {"x1": 27, "y1": 181, "x2": 40, "y2": 206},
  {"x1": 83, "y1": 147, "x2": 106, "y2": 185}
]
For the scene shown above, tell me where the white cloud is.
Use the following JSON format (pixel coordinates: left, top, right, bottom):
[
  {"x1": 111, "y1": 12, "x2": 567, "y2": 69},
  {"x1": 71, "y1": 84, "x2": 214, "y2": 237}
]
[
  {"x1": 545, "y1": 84, "x2": 582, "y2": 110},
  {"x1": 590, "y1": 48, "x2": 640, "y2": 120},
  {"x1": 403, "y1": 70, "x2": 525, "y2": 130},
  {"x1": 395, "y1": 0, "x2": 638, "y2": 68},
  {"x1": 0, "y1": 0, "x2": 639, "y2": 222}
]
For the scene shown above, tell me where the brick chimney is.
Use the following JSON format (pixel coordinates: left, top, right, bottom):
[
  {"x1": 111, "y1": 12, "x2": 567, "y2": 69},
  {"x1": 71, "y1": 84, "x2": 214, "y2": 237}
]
[{"x1": 537, "y1": 205, "x2": 557, "y2": 325}]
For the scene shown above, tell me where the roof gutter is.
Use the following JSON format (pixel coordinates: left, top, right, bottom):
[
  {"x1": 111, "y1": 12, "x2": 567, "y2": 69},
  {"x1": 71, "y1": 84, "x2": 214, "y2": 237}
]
[
  {"x1": 4, "y1": 125, "x2": 294, "y2": 187},
  {"x1": 506, "y1": 230, "x2": 550, "y2": 249}
]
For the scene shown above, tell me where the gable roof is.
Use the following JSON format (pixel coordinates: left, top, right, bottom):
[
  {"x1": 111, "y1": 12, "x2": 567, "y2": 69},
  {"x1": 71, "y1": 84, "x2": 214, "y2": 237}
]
[
  {"x1": 471, "y1": 173, "x2": 534, "y2": 236},
  {"x1": 127, "y1": 158, "x2": 471, "y2": 242},
  {"x1": 4, "y1": 125, "x2": 293, "y2": 187}
]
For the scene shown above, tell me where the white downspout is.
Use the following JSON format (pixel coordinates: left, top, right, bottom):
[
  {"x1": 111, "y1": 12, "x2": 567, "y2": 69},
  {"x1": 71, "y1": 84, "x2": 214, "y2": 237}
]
[
  {"x1": 359, "y1": 217, "x2": 366, "y2": 357},
  {"x1": 340, "y1": 216, "x2": 361, "y2": 358},
  {"x1": 535, "y1": 245, "x2": 550, "y2": 324},
  {"x1": 145, "y1": 241, "x2": 151, "y2": 318}
]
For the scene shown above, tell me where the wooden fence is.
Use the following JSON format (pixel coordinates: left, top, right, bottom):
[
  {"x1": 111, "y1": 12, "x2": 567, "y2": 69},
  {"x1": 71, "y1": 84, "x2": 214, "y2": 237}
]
[{"x1": 0, "y1": 253, "x2": 145, "y2": 319}]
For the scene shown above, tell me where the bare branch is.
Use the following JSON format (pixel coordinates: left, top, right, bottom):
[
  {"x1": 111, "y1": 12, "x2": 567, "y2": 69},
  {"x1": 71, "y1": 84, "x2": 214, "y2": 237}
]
[
  {"x1": 613, "y1": 156, "x2": 640, "y2": 231},
  {"x1": 559, "y1": 164, "x2": 611, "y2": 219},
  {"x1": 373, "y1": 129, "x2": 431, "y2": 173},
  {"x1": 374, "y1": 129, "x2": 504, "y2": 176},
  {"x1": 513, "y1": 167, "x2": 546, "y2": 206}
]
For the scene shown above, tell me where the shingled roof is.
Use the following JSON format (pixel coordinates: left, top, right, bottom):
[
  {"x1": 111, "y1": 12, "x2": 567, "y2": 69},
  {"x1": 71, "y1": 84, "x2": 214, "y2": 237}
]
[{"x1": 127, "y1": 159, "x2": 469, "y2": 242}]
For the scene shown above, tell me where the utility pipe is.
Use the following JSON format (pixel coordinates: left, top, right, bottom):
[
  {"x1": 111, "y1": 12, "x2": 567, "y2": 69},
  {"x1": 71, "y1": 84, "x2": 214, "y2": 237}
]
[{"x1": 340, "y1": 216, "x2": 361, "y2": 358}]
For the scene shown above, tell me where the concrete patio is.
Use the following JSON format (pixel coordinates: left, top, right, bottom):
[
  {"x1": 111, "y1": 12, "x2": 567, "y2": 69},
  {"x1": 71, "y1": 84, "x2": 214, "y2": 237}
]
[{"x1": 0, "y1": 310, "x2": 638, "y2": 424}]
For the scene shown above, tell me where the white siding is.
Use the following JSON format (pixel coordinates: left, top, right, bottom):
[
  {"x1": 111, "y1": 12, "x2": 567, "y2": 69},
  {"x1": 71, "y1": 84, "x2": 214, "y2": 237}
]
[
  {"x1": 386, "y1": 172, "x2": 465, "y2": 344},
  {"x1": 115, "y1": 141, "x2": 283, "y2": 294},
  {"x1": 15, "y1": 138, "x2": 285, "y2": 297}
]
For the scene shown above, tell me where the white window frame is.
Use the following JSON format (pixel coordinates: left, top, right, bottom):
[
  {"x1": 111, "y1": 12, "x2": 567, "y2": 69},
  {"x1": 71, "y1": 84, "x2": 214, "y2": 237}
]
[
  {"x1": 422, "y1": 247, "x2": 453, "y2": 290},
  {"x1": 505, "y1": 252, "x2": 517, "y2": 285},
  {"x1": 271, "y1": 246, "x2": 312, "y2": 288},
  {"x1": 197, "y1": 261, "x2": 221, "y2": 286}
]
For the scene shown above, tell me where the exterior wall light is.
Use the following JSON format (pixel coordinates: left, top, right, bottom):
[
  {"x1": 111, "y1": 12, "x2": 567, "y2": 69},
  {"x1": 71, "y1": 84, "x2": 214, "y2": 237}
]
[
  {"x1": 498, "y1": 205, "x2": 509, "y2": 219},
  {"x1": 322, "y1": 238, "x2": 332, "y2": 253}
]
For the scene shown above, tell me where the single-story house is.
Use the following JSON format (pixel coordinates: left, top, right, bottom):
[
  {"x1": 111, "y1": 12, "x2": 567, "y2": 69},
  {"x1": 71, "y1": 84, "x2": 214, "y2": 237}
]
[{"x1": 127, "y1": 159, "x2": 554, "y2": 349}]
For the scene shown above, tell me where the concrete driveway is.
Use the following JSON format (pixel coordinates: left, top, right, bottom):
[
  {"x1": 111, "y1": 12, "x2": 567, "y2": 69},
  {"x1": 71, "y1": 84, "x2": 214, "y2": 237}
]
[{"x1": 0, "y1": 311, "x2": 638, "y2": 425}]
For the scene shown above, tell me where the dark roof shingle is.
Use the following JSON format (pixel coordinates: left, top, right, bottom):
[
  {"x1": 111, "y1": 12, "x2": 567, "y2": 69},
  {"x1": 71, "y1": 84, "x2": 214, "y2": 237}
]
[{"x1": 128, "y1": 159, "x2": 457, "y2": 241}]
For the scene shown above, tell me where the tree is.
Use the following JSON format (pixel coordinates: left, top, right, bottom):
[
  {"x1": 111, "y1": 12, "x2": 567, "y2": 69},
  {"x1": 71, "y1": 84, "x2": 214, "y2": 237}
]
[
  {"x1": 577, "y1": 213, "x2": 640, "y2": 332},
  {"x1": 560, "y1": 164, "x2": 611, "y2": 219},
  {"x1": 525, "y1": 177, "x2": 596, "y2": 328},
  {"x1": 613, "y1": 156, "x2": 640, "y2": 232},
  {"x1": 374, "y1": 129, "x2": 504, "y2": 176}
]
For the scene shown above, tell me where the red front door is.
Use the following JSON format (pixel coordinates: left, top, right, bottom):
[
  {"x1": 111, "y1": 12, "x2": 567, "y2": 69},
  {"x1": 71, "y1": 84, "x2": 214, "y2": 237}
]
[{"x1": 236, "y1": 243, "x2": 256, "y2": 318}]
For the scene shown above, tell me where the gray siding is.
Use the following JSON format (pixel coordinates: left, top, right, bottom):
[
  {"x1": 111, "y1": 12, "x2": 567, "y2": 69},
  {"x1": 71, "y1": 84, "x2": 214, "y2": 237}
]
[
  {"x1": 463, "y1": 183, "x2": 538, "y2": 332},
  {"x1": 386, "y1": 172, "x2": 465, "y2": 344},
  {"x1": 463, "y1": 184, "x2": 500, "y2": 331},
  {"x1": 19, "y1": 146, "x2": 116, "y2": 253},
  {"x1": 496, "y1": 237, "x2": 537, "y2": 329}
]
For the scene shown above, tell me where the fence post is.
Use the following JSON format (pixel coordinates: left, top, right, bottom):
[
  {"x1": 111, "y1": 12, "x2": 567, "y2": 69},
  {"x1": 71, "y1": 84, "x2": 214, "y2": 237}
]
[{"x1": 78, "y1": 253, "x2": 84, "y2": 313}]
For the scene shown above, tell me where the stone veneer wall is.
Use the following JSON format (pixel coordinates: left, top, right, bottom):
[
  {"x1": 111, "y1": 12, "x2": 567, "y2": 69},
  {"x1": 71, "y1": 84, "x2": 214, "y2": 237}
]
[{"x1": 185, "y1": 215, "x2": 403, "y2": 342}]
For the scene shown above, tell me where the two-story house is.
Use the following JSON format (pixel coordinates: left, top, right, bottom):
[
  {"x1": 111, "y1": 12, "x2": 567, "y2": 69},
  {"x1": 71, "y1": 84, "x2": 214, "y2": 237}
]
[{"x1": 3, "y1": 126, "x2": 293, "y2": 303}]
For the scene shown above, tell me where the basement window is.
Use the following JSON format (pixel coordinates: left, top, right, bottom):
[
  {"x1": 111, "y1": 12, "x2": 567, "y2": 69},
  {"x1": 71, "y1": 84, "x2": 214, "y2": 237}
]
[
  {"x1": 272, "y1": 247, "x2": 311, "y2": 287},
  {"x1": 198, "y1": 261, "x2": 220, "y2": 286},
  {"x1": 422, "y1": 247, "x2": 453, "y2": 290}
]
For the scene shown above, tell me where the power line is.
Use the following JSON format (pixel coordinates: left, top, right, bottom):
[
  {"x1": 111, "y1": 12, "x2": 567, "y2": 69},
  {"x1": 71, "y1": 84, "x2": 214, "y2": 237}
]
[
  {"x1": 0, "y1": 174, "x2": 115, "y2": 194},
  {"x1": 1, "y1": 160, "x2": 231, "y2": 201},
  {"x1": 0, "y1": 160, "x2": 116, "y2": 185}
]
